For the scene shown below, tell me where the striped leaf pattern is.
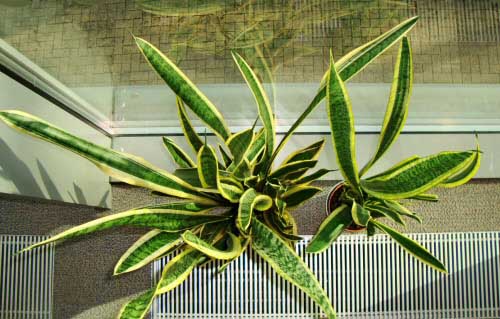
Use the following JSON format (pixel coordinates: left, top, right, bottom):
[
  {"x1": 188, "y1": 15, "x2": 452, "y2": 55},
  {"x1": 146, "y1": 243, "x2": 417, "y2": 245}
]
[
  {"x1": 162, "y1": 137, "x2": 195, "y2": 168},
  {"x1": 183, "y1": 231, "x2": 242, "y2": 260},
  {"x1": 307, "y1": 204, "x2": 351, "y2": 253},
  {"x1": 177, "y1": 97, "x2": 204, "y2": 153}
]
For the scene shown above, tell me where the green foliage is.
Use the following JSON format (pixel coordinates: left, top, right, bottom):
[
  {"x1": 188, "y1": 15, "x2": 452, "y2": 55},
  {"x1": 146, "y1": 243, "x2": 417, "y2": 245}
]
[
  {"x1": 0, "y1": 18, "x2": 427, "y2": 319},
  {"x1": 308, "y1": 35, "x2": 482, "y2": 275}
]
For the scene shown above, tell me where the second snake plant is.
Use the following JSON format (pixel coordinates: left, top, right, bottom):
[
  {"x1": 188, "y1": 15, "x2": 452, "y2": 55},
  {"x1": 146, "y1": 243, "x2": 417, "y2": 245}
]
[{"x1": 306, "y1": 36, "x2": 481, "y2": 274}]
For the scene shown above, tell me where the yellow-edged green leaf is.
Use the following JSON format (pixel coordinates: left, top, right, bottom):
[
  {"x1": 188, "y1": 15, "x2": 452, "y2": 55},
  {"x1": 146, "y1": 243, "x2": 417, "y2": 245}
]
[
  {"x1": 218, "y1": 179, "x2": 243, "y2": 203},
  {"x1": 114, "y1": 230, "x2": 182, "y2": 275},
  {"x1": 237, "y1": 188, "x2": 272, "y2": 233},
  {"x1": 360, "y1": 37, "x2": 413, "y2": 176},
  {"x1": 409, "y1": 193, "x2": 439, "y2": 202},
  {"x1": 218, "y1": 144, "x2": 232, "y2": 167},
  {"x1": 366, "y1": 155, "x2": 420, "y2": 180},
  {"x1": 20, "y1": 203, "x2": 225, "y2": 252},
  {"x1": 232, "y1": 158, "x2": 252, "y2": 180},
  {"x1": 361, "y1": 151, "x2": 475, "y2": 199},
  {"x1": 282, "y1": 139, "x2": 325, "y2": 164},
  {"x1": 306, "y1": 204, "x2": 351, "y2": 253},
  {"x1": 246, "y1": 129, "x2": 265, "y2": 164},
  {"x1": 365, "y1": 203, "x2": 405, "y2": 226},
  {"x1": 232, "y1": 52, "x2": 275, "y2": 162},
  {"x1": 271, "y1": 16, "x2": 419, "y2": 167},
  {"x1": 135, "y1": 37, "x2": 230, "y2": 140},
  {"x1": 117, "y1": 288, "x2": 155, "y2": 319},
  {"x1": 327, "y1": 52, "x2": 360, "y2": 191},
  {"x1": 351, "y1": 201, "x2": 370, "y2": 226},
  {"x1": 292, "y1": 169, "x2": 332, "y2": 185},
  {"x1": 441, "y1": 149, "x2": 481, "y2": 188},
  {"x1": 173, "y1": 168, "x2": 202, "y2": 187},
  {"x1": 251, "y1": 218, "x2": 336, "y2": 319},
  {"x1": 162, "y1": 136, "x2": 195, "y2": 168},
  {"x1": 281, "y1": 185, "x2": 322, "y2": 208},
  {"x1": 370, "y1": 219, "x2": 447, "y2": 273},
  {"x1": 226, "y1": 128, "x2": 254, "y2": 166},
  {"x1": 384, "y1": 200, "x2": 422, "y2": 223},
  {"x1": 0, "y1": 110, "x2": 214, "y2": 204},
  {"x1": 182, "y1": 230, "x2": 242, "y2": 260},
  {"x1": 197, "y1": 145, "x2": 218, "y2": 189},
  {"x1": 177, "y1": 97, "x2": 204, "y2": 152},
  {"x1": 269, "y1": 160, "x2": 318, "y2": 180}
]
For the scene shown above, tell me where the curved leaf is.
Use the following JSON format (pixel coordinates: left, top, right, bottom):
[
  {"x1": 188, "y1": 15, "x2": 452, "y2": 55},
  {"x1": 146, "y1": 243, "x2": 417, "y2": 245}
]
[
  {"x1": 307, "y1": 204, "x2": 351, "y2": 253},
  {"x1": 162, "y1": 136, "x2": 195, "y2": 168},
  {"x1": 365, "y1": 203, "x2": 405, "y2": 226},
  {"x1": 271, "y1": 16, "x2": 419, "y2": 166},
  {"x1": 237, "y1": 188, "x2": 272, "y2": 233},
  {"x1": 282, "y1": 139, "x2": 325, "y2": 164},
  {"x1": 0, "y1": 110, "x2": 214, "y2": 204},
  {"x1": 135, "y1": 37, "x2": 230, "y2": 140},
  {"x1": 177, "y1": 97, "x2": 204, "y2": 152},
  {"x1": 218, "y1": 179, "x2": 243, "y2": 203},
  {"x1": 327, "y1": 52, "x2": 360, "y2": 191},
  {"x1": 251, "y1": 218, "x2": 336, "y2": 319},
  {"x1": 441, "y1": 148, "x2": 481, "y2": 188},
  {"x1": 197, "y1": 145, "x2": 218, "y2": 189},
  {"x1": 384, "y1": 200, "x2": 422, "y2": 223},
  {"x1": 269, "y1": 160, "x2": 318, "y2": 180},
  {"x1": 281, "y1": 186, "x2": 322, "y2": 208},
  {"x1": 226, "y1": 128, "x2": 254, "y2": 167},
  {"x1": 232, "y1": 52, "x2": 275, "y2": 162},
  {"x1": 117, "y1": 288, "x2": 155, "y2": 319},
  {"x1": 370, "y1": 219, "x2": 447, "y2": 273},
  {"x1": 360, "y1": 37, "x2": 413, "y2": 176},
  {"x1": 114, "y1": 230, "x2": 182, "y2": 275},
  {"x1": 366, "y1": 155, "x2": 420, "y2": 180},
  {"x1": 20, "y1": 204, "x2": 226, "y2": 252},
  {"x1": 292, "y1": 169, "x2": 332, "y2": 185},
  {"x1": 361, "y1": 151, "x2": 475, "y2": 199},
  {"x1": 351, "y1": 201, "x2": 370, "y2": 226},
  {"x1": 246, "y1": 129, "x2": 265, "y2": 164},
  {"x1": 182, "y1": 230, "x2": 242, "y2": 260}
]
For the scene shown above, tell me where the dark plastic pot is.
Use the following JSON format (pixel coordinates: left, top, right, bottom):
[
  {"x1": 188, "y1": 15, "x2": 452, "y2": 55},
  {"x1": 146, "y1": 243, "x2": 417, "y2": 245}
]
[{"x1": 326, "y1": 181, "x2": 366, "y2": 232}]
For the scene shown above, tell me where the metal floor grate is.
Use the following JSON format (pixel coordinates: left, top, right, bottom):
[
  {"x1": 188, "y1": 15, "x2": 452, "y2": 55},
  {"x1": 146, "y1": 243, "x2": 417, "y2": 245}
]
[
  {"x1": 0, "y1": 235, "x2": 55, "y2": 319},
  {"x1": 152, "y1": 232, "x2": 500, "y2": 318}
]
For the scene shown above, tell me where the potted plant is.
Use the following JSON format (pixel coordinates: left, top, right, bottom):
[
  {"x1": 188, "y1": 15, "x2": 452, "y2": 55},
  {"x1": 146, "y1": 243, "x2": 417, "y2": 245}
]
[
  {"x1": 306, "y1": 36, "x2": 482, "y2": 275},
  {"x1": 0, "y1": 17, "x2": 419, "y2": 319}
]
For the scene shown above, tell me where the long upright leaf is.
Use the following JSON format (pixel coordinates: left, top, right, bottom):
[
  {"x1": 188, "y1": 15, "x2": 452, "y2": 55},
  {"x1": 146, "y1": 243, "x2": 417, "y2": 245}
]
[
  {"x1": 271, "y1": 16, "x2": 419, "y2": 165},
  {"x1": 370, "y1": 219, "x2": 447, "y2": 273},
  {"x1": 361, "y1": 151, "x2": 475, "y2": 199},
  {"x1": 360, "y1": 37, "x2": 413, "y2": 176},
  {"x1": 162, "y1": 137, "x2": 195, "y2": 168},
  {"x1": 327, "y1": 52, "x2": 360, "y2": 191},
  {"x1": 114, "y1": 230, "x2": 182, "y2": 275},
  {"x1": 0, "y1": 111, "x2": 214, "y2": 204},
  {"x1": 232, "y1": 52, "x2": 275, "y2": 162},
  {"x1": 306, "y1": 204, "x2": 351, "y2": 253},
  {"x1": 177, "y1": 97, "x2": 204, "y2": 152},
  {"x1": 135, "y1": 37, "x2": 231, "y2": 140},
  {"x1": 197, "y1": 145, "x2": 218, "y2": 189},
  {"x1": 245, "y1": 129, "x2": 266, "y2": 164},
  {"x1": 20, "y1": 204, "x2": 227, "y2": 252},
  {"x1": 251, "y1": 218, "x2": 336, "y2": 319}
]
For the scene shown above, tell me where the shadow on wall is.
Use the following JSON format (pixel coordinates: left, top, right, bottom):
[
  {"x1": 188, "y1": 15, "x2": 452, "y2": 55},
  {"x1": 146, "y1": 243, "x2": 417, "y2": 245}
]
[{"x1": 0, "y1": 139, "x2": 109, "y2": 206}]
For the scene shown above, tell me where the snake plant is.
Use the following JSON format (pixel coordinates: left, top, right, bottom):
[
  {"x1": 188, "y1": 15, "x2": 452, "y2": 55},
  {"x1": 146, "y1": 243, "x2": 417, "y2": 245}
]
[
  {"x1": 0, "y1": 17, "x2": 419, "y2": 319},
  {"x1": 306, "y1": 36, "x2": 482, "y2": 274}
]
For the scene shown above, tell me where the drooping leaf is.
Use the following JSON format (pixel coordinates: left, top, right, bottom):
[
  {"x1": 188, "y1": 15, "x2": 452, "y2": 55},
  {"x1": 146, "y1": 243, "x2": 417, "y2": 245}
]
[
  {"x1": 20, "y1": 204, "x2": 226, "y2": 252},
  {"x1": 117, "y1": 288, "x2": 155, "y2": 319},
  {"x1": 384, "y1": 200, "x2": 422, "y2": 223},
  {"x1": 361, "y1": 151, "x2": 476, "y2": 199},
  {"x1": 182, "y1": 230, "x2": 242, "y2": 260},
  {"x1": 162, "y1": 136, "x2": 195, "y2": 168},
  {"x1": 370, "y1": 219, "x2": 447, "y2": 273},
  {"x1": 197, "y1": 145, "x2": 218, "y2": 189},
  {"x1": 232, "y1": 52, "x2": 275, "y2": 163},
  {"x1": 114, "y1": 230, "x2": 182, "y2": 275},
  {"x1": 269, "y1": 160, "x2": 318, "y2": 180},
  {"x1": 365, "y1": 202, "x2": 405, "y2": 226},
  {"x1": 441, "y1": 148, "x2": 481, "y2": 188},
  {"x1": 292, "y1": 169, "x2": 332, "y2": 185},
  {"x1": 351, "y1": 201, "x2": 370, "y2": 226},
  {"x1": 237, "y1": 188, "x2": 272, "y2": 233},
  {"x1": 135, "y1": 37, "x2": 231, "y2": 140},
  {"x1": 307, "y1": 204, "x2": 351, "y2": 253},
  {"x1": 409, "y1": 193, "x2": 439, "y2": 202},
  {"x1": 0, "y1": 111, "x2": 214, "y2": 204},
  {"x1": 281, "y1": 185, "x2": 322, "y2": 208},
  {"x1": 177, "y1": 97, "x2": 204, "y2": 153},
  {"x1": 271, "y1": 16, "x2": 420, "y2": 166},
  {"x1": 251, "y1": 218, "x2": 336, "y2": 319},
  {"x1": 360, "y1": 37, "x2": 413, "y2": 176},
  {"x1": 327, "y1": 52, "x2": 360, "y2": 191},
  {"x1": 281, "y1": 139, "x2": 325, "y2": 164},
  {"x1": 226, "y1": 128, "x2": 254, "y2": 167}
]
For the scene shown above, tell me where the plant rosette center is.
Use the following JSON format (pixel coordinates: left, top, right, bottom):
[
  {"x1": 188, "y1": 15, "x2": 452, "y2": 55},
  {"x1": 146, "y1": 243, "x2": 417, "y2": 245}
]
[{"x1": 326, "y1": 182, "x2": 366, "y2": 232}]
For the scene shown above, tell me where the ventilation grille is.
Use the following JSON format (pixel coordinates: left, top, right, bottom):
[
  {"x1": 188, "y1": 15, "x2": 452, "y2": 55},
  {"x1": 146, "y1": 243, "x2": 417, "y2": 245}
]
[
  {"x1": 152, "y1": 232, "x2": 500, "y2": 318},
  {"x1": 0, "y1": 235, "x2": 55, "y2": 319}
]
